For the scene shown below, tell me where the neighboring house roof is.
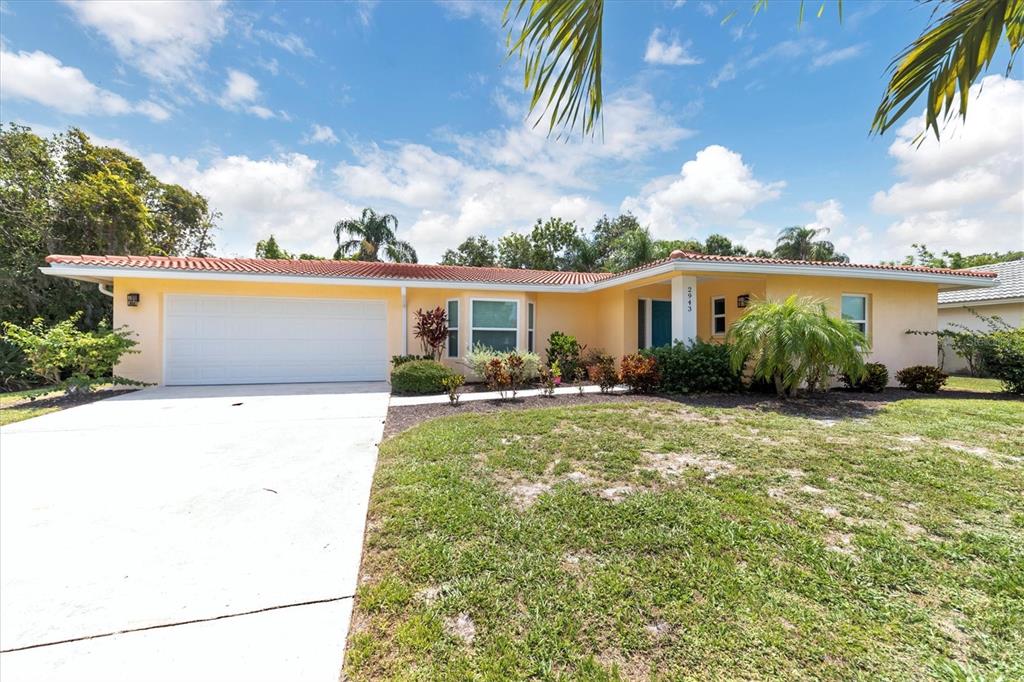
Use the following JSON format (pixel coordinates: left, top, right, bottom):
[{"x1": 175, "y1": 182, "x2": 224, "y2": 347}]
[
  {"x1": 937, "y1": 259, "x2": 1024, "y2": 305},
  {"x1": 43, "y1": 251, "x2": 998, "y2": 292}
]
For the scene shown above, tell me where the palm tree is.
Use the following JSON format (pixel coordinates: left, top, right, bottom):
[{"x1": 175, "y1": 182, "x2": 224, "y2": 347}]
[
  {"x1": 727, "y1": 295, "x2": 868, "y2": 397},
  {"x1": 333, "y1": 208, "x2": 418, "y2": 263},
  {"x1": 504, "y1": 0, "x2": 1022, "y2": 140},
  {"x1": 774, "y1": 226, "x2": 849, "y2": 263},
  {"x1": 607, "y1": 227, "x2": 656, "y2": 272}
]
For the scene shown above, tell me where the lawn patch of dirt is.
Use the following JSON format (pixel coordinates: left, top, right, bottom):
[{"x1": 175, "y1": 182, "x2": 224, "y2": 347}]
[{"x1": 643, "y1": 450, "x2": 736, "y2": 481}]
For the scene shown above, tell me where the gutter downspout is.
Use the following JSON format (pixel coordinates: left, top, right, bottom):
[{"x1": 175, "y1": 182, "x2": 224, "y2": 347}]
[
  {"x1": 401, "y1": 286, "x2": 408, "y2": 355},
  {"x1": 97, "y1": 282, "x2": 114, "y2": 297}
]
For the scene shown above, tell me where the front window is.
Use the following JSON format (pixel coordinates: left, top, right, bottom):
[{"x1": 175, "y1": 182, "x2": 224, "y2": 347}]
[
  {"x1": 471, "y1": 299, "x2": 518, "y2": 352},
  {"x1": 711, "y1": 296, "x2": 726, "y2": 335},
  {"x1": 447, "y1": 299, "x2": 459, "y2": 358},
  {"x1": 841, "y1": 294, "x2": 868, "y2": 336},
  {"x1": 527, "y1": 302, "x2": 535, "y2": 353}
]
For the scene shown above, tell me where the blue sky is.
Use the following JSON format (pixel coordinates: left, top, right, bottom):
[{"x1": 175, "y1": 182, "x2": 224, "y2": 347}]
[{"x1": 1, "y1": 0, "x2": 1021, "y2": 264}]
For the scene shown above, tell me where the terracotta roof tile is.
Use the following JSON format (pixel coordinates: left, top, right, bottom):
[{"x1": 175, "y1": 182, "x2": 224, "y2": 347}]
[{"x1": 44, "y1": 252, "x2": 997, "y2": 286}]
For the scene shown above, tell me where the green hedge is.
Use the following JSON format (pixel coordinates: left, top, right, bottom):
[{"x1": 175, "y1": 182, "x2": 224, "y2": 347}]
[
  {"x1": 643, "y1": 340, "x2": 742, "y2": 394},
  {"x1": 390, "y1": 360, "x2": 455, "y2": 395}
]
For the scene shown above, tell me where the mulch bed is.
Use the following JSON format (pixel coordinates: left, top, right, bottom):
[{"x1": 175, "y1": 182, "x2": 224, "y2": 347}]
[
  {"x1": 0, "y1": 387, "x2": 138, "y2": 412},
  {"x1": 383, "y1": 387, "x2": 1019, "y2": 439}
]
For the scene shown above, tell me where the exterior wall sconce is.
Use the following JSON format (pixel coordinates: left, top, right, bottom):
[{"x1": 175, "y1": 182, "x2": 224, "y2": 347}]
[
  {"x1": 127, "y1": 293, "x2": 141, "y2": 307},
  {"x1": 737, "y1": 294, "x2": 750, "y2": 308}
]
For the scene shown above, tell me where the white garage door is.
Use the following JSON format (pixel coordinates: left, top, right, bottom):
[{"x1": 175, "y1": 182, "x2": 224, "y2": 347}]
[{"x1": 164, "y1": 295, "x2": 388, "y2": 385}]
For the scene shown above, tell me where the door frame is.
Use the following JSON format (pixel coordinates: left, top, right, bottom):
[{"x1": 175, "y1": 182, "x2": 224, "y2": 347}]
[{"x1": 639, "y1": 297, "x2": 672, "y2": 350}]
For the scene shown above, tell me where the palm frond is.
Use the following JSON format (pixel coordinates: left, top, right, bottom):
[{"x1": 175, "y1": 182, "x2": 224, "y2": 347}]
[{"x1": 872, "y1": 0, "x2": 1023, "y2": 139}]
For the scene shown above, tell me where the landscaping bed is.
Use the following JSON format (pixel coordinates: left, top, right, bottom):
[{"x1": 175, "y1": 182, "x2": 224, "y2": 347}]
[{"x1": 351, "y1": 393, "x2": 1024, "y2": 679}]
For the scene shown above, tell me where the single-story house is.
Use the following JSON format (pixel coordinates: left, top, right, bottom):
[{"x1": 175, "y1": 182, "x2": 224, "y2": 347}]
[
  {"x1": 42, "y1": 251, "x2": 997, "y2": 387},
  {"x1": 937, "y1": 259, "x2": 1023, "y2": 373}
]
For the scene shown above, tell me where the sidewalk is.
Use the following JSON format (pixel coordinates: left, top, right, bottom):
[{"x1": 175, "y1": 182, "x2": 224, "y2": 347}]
[{"x1": 389, "y1": 383, "x2": 629, "y2": 406}]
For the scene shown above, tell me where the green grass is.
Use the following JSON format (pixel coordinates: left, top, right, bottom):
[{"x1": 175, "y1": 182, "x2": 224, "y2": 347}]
[
  {"x1": 346, "y1": 396, "x2": 1024, "y2": 680},
  {"x1": 0, "y1": 405, "x2": 59, "y2": 426},
  {"x1": 945, "y1": 376, "x2": 1005, "y2": 393}
]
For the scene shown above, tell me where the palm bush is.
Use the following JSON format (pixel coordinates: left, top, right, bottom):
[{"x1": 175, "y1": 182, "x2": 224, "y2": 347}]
[{"x1": 727, "y1": 295, "x2": 868, "y2": 397}]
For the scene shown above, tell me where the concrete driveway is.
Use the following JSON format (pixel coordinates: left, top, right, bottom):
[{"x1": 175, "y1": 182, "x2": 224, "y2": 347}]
[{"x1": 0, "y1": 382, "x2": 390, "y2": 681}]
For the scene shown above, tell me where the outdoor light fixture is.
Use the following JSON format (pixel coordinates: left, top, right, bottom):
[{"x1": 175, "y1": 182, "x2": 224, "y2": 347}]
[
  {"x1": 127, "y1": 293, "x2": 140, "y2": 307},
  {"x1": 737, "y1": 294, "x2": 750, "y2": 308}
]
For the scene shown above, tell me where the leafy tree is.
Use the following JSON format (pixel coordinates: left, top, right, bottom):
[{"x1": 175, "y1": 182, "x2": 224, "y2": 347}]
[
  {"x1": 652, "y1": 239, "x2": 703, "y2": 260},
  {"x1": 0, "y1": 124, "x2": 218, "y2": 329},
  {"x1": 441, "y1": 235, "x2": 498, "y2": 267},
  {"x1": 773, "y1": 226, "x2": 849, "y2": 262},
  {"x1": 333, "y1": 208, "x2": 417, "y2": 263},
  {"x1": 255, "y1": 235, "x2": 292, "y2": 259},
  {"x1": 703, "y1": 233, "x2": 750, "y2": 257},
  {"x1": 895, "y1": 243, "x2": 1023, "y2": 268},
  {"x1": 606, "y1": 227, "x2": 657, "y2": 271},
  {"x1": 504, "y1": 0, "x2": 1022, "y2": 140},
  {"x1": 591, "y1": 213, "x2": 641, "y2": 265},
  {"x1": 497, "y1": 233, "x2": 535, "y2": 269},
  {"x1": 528, "y1": 217, "x2": 582, "y2": 270},
  {"x1": 727, "y1": 295, "x2": 868, "y2": 397}
]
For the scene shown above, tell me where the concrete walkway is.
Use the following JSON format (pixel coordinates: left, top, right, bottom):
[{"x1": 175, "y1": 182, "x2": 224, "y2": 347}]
[
  {"x1": 0, "y1": 382, "x2": 389, "y2": 682},
  {"x1": 389, "y1": 383, "x2": 629, "y2": 406}
]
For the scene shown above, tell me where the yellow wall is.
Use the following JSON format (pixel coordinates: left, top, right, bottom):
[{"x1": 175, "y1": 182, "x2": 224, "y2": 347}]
[{"x1": 111, "y1": 271, "x2": 941, "y2": 386}]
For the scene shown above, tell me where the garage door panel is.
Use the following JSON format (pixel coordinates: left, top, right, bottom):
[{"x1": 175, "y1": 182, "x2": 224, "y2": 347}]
[{"x1": 164, "y1": 295, "x2": 388, "y2": 385}]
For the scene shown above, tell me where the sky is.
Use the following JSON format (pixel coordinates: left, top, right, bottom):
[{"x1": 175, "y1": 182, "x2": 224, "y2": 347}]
[{"x1": 1, "y1": 0, "x2": 1021, "y2": 265}]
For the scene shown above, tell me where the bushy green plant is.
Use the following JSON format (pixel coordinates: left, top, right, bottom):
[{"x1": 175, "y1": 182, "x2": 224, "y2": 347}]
[
  {"x1": 391, "y1": 354, "x2": 429, "y2": 368},
  {"x1": 584, "y1": 349, "x2": 617, "y2": 393},
  {"x1": 465, "y1": 344, "x2": 540, "y2": 381},
  {"x1": 440, "y1": 373, "x2": 465, "y2": 405},
  {"x1": 841, "y1": 362, "x2": 889, "y2": 392},
  {"x1": 2, "y1": 313, "x2": 137, "y2": 393},
  {"x1": 390, "y1": 360, "x2": 455, "y2": 395},
  {"x1": 0, "y1": 337, "x2": 35, "y2": 390},
  {"x1": 727, "y1": 295, "x2": 868, "y2": 397},
  {"x1": 619, "y1": 353, "x2": 659, "y2": 394},
  {"x1": 977, "y1": 327, "x2": 1024, "y2": 394},
  {"x1": 644, "y1": 340, "x2": 742, "y2": 394},
  {"x1": 539, "y1": 360, "x2": 561, "y2": 397},
  {"x1": 545, "y1": 331, "x2": 585, "y2": 381},
  {"x1": 483, "y1": 357, "x2": 511, "y2": 398},
  {"x1": 895, "y1": 365, "x2": 947, "y2": 393}
]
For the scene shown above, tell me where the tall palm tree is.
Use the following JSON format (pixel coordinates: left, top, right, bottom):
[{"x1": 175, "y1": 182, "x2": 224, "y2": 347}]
[
  {"x1": 333, "y1": 208, "x2": 418, "y2": 263},
  {"x1": 774, "y1": 226, "x2": 849, "y2": 263},
  {"x1": 504, "y1": 0, "x2": 1022, "y2": 140}
]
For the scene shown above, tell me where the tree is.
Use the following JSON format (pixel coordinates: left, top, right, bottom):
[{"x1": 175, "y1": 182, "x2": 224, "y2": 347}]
[
  {"x1": 727, "y1": 295, "x2": 869, "y2": 397},
  {"x1": 606, "y1": 227, "x2": 656, "y2": 271},
  {"x1": 894, "y1": 243, "x2": 1023, "y2": 268},
  {"x1": 703, "y1": 234, "x2": 749, "y2": 257},
  {"x1": 591, "y1": 213, "x2": 641, "y2": 265},
  {"x1": 773, "y1": 226, "x2": 848, "y2": 262},
  {"x1": 333, "y1": 208, "x2": 417, "y2": 263},
  {"x1": 498, "y1": 233, "x2": 535, "y2": 269},
  {"x1": 504, "y1": 0, "x2": 1022, "y2": 139},
  {"x1": 255, "y1": 235, "x2": 293, "y2": 259},
  {"x1": 529, "y1": 217, "x2": 582, "y2": 270},
  {"x1": 441, "y1": 236, "x2": 497, "y2": 267},
  {"x1": 0, "y1": 124, "x2": 218, "y2": 330}
]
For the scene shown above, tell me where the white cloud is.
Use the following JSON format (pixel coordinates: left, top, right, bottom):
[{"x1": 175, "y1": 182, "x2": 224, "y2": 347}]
[
  {"x1": 436, "y1": 0, "x2": 504, "y2": 24},
  {"x1": 697, "y1": 1, "x2": 717, "y2": 16},
  {"x1": 710, "y1": 62, "x2": 737, "y2": 88},
  {"x1": 147, "y1": 152, "x2": 360, "y2": 258},
  {"x1": 254, "y1": 29, "x2": 314, "y2": 57},
  {"x1": 810, "y1": 43, "x2": 866, "y2": 69},
  {"x1": 63, "y1": 0, "x2": 228, "y2": 83},
  {"x1": 621, "y1": 145, "x2": 785, "y2": 238},
  {"x1": 304, "y1": 124, "x2": 340, "y2": 145},
  {"x1": 218, "y1": 69, "x2": 276, "y2": 118},
  {"x1": 355, "y1": 0, "x2": 379, "y2": 27},
  {"x1": 644, "y1": 28, "x2": 702, "y2": 66},
  {"x1": 0, "y1": 47, "x2": 170, "y2": 120},
  {"x1": 873, "y1": 75, "x2": 1024, "y2": 255}
]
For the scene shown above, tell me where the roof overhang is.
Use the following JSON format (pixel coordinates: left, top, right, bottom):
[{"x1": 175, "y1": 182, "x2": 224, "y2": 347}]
[
  {"x1": 41, "y1": 260, "x2": 999, "y2": 293},
  {"x1": 938, "y1": 296, "x2": 1024, "y2": 309}
]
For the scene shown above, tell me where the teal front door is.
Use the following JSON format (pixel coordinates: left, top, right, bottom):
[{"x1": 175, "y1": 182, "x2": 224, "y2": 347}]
[{"x1": 651, "y1": 300, "x2": 672, "y2": 348}]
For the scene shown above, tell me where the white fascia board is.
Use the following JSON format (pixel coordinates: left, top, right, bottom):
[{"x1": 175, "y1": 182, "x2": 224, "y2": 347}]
[{"x1": 40, "y1": 260, "x2": 997, "y2": 294}]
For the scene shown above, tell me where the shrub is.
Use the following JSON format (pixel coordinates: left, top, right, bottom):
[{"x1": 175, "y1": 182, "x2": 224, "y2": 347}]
[
  {"x1": 482, "y1": 357, "x2": 511, "y2": 398},
  {"x1": 464, "y1": 344, "x2": 540, "y2": 381},
  {"x1": 505, "y1": 351, "x2": 527, "y2": 397},
  {"x1": 2, "y1": 313, "x2": 137, "y2": 393},
  {"x1": 727, "y1": 295, "x2": 868, "y2": 397},
  {"x1": 644, "y1": 340, "x2": 742, "y2": 394},
  {"x1": 545, "y1": 331, "x2": 585, "y2": 381},
  {"x1": 391, "y1": 354, "x2": 428, "y2": 368},
  {"x1": 977, "y1": 327, "x2": 1024, "y2": 394},
  {"x1": 390, "y1": 360, "x2": 454, "y2": 395},
  {"x1": 895, "y1": 365, "x2": 947, "y2": 393},
  {"x1": 539, "y1": 361, "x2": 561, "y2": 397},
  {"x1": 0, "y1": 337, "x2": 35, "y2": 390},
  {"x1": 841, "y1": 362, "x2": 889, "y2": 392},
  {"x1": 584, "y1": 349, "x2": 617, "y2": 393},
  {"x1": 413, "y1": 307, "x2": 448, "y2": 361},
  {"x1": 619, "y1": 353, "x2": 660, "y2": 394},
  {"x1": 440, "y1": 374, "x2": 465, "y2": 405}
]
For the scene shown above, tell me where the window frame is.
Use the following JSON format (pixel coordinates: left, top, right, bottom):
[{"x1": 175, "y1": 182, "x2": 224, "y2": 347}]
[
  {"x1": 446, "y1": 298, "x2": 460, "y2": 358},
  {"x1": 470, "y1": 297, "x2": 519, "y2": 352},
  {"x1": 711, "y1": 296, "x2": 727, "y2": 336},
  {"x1": 527, "y1": 302, "x2": 535, "y2": 353},
  {"x1": 840, "y1": 293, "x2": 869, "y2": 337}
]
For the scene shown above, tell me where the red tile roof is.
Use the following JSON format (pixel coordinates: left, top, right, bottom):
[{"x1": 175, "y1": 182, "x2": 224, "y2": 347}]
[{"x1": 44, "y1": 252, "x2": 997, "y2": 286}]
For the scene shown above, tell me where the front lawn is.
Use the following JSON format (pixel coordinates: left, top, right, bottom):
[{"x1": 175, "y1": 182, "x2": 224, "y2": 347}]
[
  {"x1": 347, "y1": 395, "x2": 1024, "y2": 679},
  {"x1": 0, "y1": 386, "x2": 136, "y2": 426},
  {"x1": 945, "y1": 375, "x2": 1005, "y2": 393}
]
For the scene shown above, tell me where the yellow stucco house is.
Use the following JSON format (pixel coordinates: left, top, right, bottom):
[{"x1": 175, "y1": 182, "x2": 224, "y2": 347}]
[{"x1": 42, "y1": 251, "x2": 997, "y2": 387}]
